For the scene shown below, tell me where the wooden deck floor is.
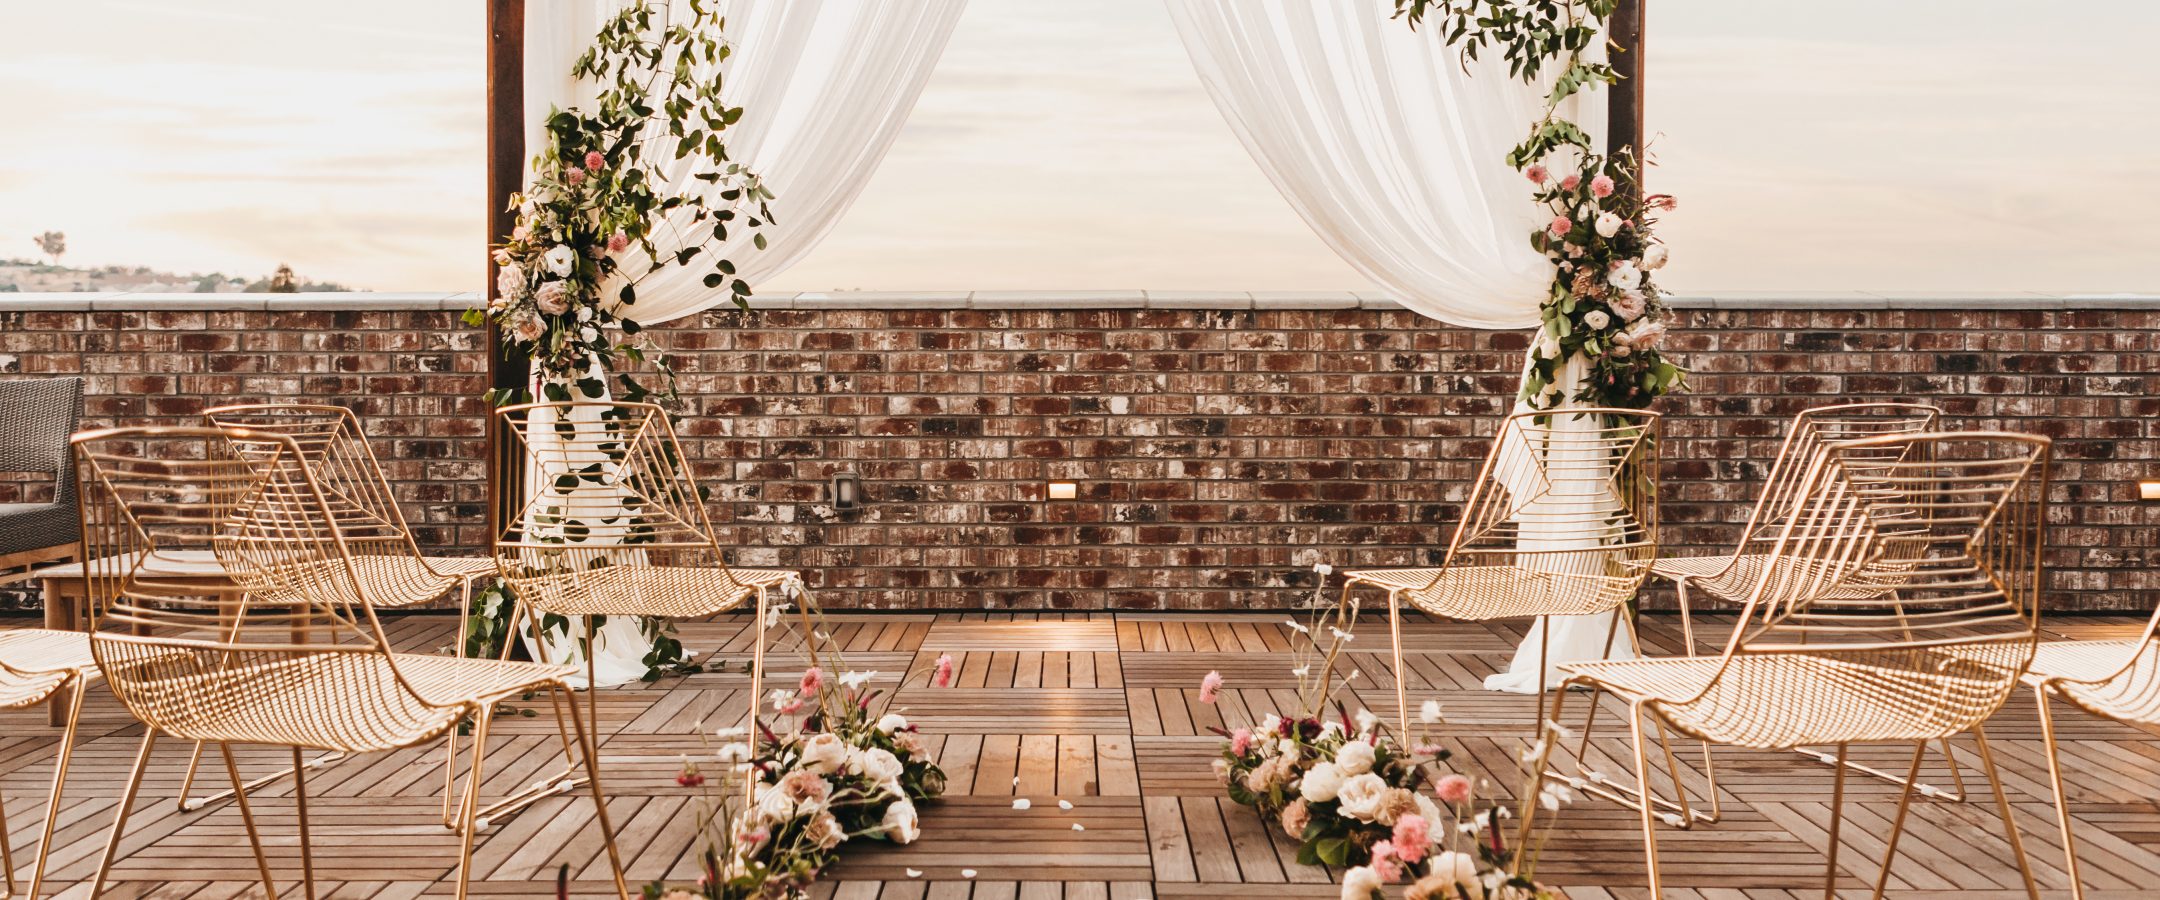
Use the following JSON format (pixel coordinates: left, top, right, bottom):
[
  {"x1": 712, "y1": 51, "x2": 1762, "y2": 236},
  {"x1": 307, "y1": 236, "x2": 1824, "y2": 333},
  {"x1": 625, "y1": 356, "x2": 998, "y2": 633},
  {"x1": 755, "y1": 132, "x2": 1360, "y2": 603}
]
[{"x1": 4, "y1": 612, "x2": 2158, "y2": 899}]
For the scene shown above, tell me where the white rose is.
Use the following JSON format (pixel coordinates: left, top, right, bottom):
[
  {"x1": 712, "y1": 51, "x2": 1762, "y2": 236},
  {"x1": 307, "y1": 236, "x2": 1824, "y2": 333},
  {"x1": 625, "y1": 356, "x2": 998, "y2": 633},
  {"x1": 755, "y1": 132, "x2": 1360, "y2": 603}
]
[
  {"x1": 1260, "y1": 714, "x2": 1282, "y2": 736},
  {"x1": 1340, "y1": 865, "x2": 1382, "y2": 900},
  {"x1": 1607, "y1": 262, "x2": 1642, "y2": 291},
  {"x1": 1594, "y1": 211, "x2": 1622, "y2": 238},
  {"x1": 1334, "y1": 740, "x2": 1376, "y2": 775},
  {"x1": 1642, "y1": 243, "x2": 1669, "y2": 270},
  {"x1": 1414, "y1": 793, "x2": 1444, "y2": 830},
  {"x1": 1299, "y1": 762, "x2": 1346, "y2": 802},
  {"x1": 544, "y1": 244, "x2": 578, "y2": 277},
  {"x1": 876, "y1": 713, "x2": 910, "y2": 734},
  {"x1": 1333, "y1": 773, "x2": 1390, "y2": 821},
  {"x1": 1433, "y1": 850, "x2": 1479, "y2": 888},
  {"x1": 880, "y1": 797, "x2": 921, "y2": 844},
  {"x1": 754, "y1": 783, "x2": 795, "y2": 821},
  {"x1": 1582, "y1": 309, "x2": 1611, "y2": 330},
  {"x1": 853, "y1": 747, "x2": 905, "y2": 784},
  {"x1": 799, "y1": 733, "x2": 848, "y2": 775}
]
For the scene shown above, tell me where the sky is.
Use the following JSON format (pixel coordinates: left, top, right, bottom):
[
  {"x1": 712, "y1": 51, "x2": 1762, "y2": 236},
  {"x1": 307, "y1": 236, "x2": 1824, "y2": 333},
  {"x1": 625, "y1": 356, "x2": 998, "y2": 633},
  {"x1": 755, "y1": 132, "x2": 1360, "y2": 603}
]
[{"x1": 2, "y1": 1, "x2": 2154, "y2": 294}]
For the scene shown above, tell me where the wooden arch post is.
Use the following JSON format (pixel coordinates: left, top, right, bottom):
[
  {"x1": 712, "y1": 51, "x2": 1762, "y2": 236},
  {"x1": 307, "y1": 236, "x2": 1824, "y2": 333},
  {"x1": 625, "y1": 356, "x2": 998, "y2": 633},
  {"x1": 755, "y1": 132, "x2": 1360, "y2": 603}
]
[
  {"x1": 485, "y1": 0, "x2": 528, "y2": 540},
  {"x1": 1607, "y1": 0, "x2": 1645, "y2": 178}
]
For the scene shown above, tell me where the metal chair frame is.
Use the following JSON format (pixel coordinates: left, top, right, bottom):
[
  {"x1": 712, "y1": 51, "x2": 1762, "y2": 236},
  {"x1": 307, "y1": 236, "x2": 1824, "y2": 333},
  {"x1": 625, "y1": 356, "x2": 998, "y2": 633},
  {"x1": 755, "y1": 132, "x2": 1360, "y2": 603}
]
[
  {"x1": 71, "y1": 426, "x2": 628, "y2": 900},
  {"x1": 1521, "y1": 431, "x2": 2051, "y2": 899},
  {"x1": 2024, "y1": 596, "x2": 2160, "y2": 900}
]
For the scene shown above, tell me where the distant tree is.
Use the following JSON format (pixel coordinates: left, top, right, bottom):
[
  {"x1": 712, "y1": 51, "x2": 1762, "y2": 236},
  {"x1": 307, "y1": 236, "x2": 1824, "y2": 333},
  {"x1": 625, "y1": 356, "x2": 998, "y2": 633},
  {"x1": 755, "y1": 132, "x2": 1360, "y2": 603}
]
[
  {"x1": 30, "y1": 231, "x2": 64, "y2": 266},
  {"x1": 269, "y1": 264, "x2": 299, "y2": 293},
  {"x1": 194, "y1": 274, "x2": 224, "y2": 293}
]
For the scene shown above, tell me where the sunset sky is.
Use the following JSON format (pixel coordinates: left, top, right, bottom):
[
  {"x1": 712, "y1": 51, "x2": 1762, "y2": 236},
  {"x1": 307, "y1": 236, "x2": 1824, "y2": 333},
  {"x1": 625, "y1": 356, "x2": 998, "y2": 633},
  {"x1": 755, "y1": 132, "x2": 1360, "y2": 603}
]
[{"x1": 3, "y1": 1, "x2": 2154, "y2": 295}]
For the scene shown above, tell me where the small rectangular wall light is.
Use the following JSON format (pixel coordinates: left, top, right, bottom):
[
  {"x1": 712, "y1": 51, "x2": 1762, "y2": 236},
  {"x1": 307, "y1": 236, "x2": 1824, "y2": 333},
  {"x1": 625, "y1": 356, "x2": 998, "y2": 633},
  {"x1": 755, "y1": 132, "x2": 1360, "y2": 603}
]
[
  {"x1": 1046, "y1": 481, "x2": 1078, "y2": 500},
  {"x1": 2140, "y1": 480, "x2": 2160, "y2": 501},
  {"x1": 831, "y1": 472, "x2": 862, "y2": 511}
]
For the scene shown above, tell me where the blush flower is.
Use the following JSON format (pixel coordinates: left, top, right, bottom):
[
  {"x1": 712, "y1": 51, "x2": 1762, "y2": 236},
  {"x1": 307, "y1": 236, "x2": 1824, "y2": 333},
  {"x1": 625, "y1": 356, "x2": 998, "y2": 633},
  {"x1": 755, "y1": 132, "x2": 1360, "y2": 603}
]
[
  {"x1": 1390, "y1": 814, "x2": 1430, "y2": 863},
  {"x1": 799, "y1": 666, "x2": 823, "y2": 694},
  {"x1": 607, "y1": 231, "x2": 630, "y2": 253},
  {"x1": 565, "y1": 167, "x2": 586, "y2": 187},
  {"x1": 585, "y1": 150, "x2": 606, "y2": 171},
  {"x1": 1230, "y1": 727, "x2": 1254, "y2": 756},
  {"x1": 1546, "y1": 215, "x2": 1571, "y2": 239},
  {"x1": 933, "y1": 653, "x2": 955, "y2": 687},
  {"x1": 1434, "y1": 773, "x2": 1473, "y2": 806},
  {"x1": 533, "y1": 280, "x2": 569, "y2": 315},
  {"x1": 1560, "y1": 174, "x2": 1581, "y2": 191},
  {"x1": 1368, "y1": 840, "x2": 1403, "y2": 883},
  {"x1": 1524, "y1": 164, "x2": 1549, "y2": 185},
  {"x1": 1589, "y1": 174, "x2": 1615, "y2": 198},
  {"x1": 1199, "y1": 671, "x2": 1223, "y2": 704}
]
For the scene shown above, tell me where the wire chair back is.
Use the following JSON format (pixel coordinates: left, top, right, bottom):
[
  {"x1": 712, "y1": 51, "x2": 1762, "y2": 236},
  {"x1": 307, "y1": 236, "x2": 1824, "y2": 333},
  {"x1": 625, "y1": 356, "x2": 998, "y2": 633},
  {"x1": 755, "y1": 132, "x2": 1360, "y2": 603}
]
[
  {"x1": 1711, "y1": 431, "x2": 2050, "y2": 737},
  {"x1": 1736, "y1": 402, "x2": 1942, "y2": 554},
  {"x1": 72, "y1": 426, "x2": 420, "y2": 746},
  {"x1": 1437, "y1": 407, "x2": 1659, "y2": 606},
  {"x1": 202, "y1": 404, "x2": 419, "y2": 554},
  {"x1": 494, "y1": 401, "x2": 745, "y2": 597}
]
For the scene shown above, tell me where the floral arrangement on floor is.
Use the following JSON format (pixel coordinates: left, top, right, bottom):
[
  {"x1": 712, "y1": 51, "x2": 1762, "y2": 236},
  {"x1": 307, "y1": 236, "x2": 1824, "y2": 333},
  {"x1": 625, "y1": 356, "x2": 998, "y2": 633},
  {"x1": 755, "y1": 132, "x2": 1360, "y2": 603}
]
[
  {"x1": 648, "y1": 601, "x2": 954, "y2": 900},
  {"x1": 471, "y1": 0, "x2": 772, "y2": 406},
  {"x1": 1207, "y1": 564, "x2": 1565, "y2": 900},
  {"x1": 1395, "y1": 0, "x2": 1683, "y2": 411}
]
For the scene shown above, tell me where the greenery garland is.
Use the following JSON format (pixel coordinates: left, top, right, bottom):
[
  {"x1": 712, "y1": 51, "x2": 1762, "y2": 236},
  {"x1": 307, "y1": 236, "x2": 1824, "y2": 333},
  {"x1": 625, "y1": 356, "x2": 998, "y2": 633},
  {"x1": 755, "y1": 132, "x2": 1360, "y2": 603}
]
[
  {"x1": 466, "y1": 0, "x2": 772, "y2": 678},
  {"x1": 1396, "y1": 0, "x2": 1684, "y2": 410}
]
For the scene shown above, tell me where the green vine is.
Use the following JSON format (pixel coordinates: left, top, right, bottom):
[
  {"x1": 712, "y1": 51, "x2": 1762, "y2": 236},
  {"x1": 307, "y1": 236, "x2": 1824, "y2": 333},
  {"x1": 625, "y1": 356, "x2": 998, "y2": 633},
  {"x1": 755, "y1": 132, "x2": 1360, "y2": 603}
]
[{"x1": 1396, "y1": 0, "x2": 1684, "y2": 410}]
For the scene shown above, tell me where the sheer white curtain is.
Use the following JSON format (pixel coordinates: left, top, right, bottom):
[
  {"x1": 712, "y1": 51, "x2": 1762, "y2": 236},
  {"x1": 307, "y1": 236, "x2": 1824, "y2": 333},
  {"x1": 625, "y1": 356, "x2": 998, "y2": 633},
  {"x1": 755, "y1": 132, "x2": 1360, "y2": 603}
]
[
  {"x1": 525, "y1": 0, "x2": 968, "y2": 325},
  {"x1": 517, "y1": 0, "x2": 965, "y2": 683},
  {"x1": 1167, "y1": 0, "x2": 1624, "y2": 691}
]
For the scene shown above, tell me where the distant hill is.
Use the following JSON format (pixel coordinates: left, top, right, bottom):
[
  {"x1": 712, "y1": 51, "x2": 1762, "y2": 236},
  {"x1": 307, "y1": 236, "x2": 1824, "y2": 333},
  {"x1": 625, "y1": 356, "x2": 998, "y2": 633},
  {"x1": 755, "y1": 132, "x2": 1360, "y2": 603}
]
[{"x1": 0, "y1": 258, "x2": 360, "y2": 294}]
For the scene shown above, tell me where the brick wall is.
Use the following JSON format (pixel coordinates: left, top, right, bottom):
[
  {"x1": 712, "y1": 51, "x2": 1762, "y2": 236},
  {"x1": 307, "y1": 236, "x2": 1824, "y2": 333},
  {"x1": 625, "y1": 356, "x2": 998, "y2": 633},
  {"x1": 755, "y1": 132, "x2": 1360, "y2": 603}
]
[{"x1": 3, "y1": 294, "x2": 2156, "y2": 611}]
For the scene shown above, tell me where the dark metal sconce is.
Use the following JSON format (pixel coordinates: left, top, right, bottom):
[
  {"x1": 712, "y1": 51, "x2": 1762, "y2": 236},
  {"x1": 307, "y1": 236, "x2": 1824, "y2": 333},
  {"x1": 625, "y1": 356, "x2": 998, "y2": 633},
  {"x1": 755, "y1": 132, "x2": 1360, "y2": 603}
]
[{"x1": 831, "y1": 472, "x2": 862, "y2": 511}]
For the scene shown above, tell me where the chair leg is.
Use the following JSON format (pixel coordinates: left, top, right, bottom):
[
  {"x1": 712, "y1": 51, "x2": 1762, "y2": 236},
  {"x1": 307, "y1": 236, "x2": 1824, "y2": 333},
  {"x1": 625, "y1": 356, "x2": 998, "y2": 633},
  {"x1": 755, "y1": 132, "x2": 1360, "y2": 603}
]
[
  {"x1": 2033, "y1": 687, "x2": 2085, "y2": 900},
  {"x1": 1622, "y1": 611, "x2": 1721, "y2": 823},
  {"x1": 26, "y1": 672, "x2": 88, "y2": 900},
  {"x1": 1871, "y1": 742, "x2": 1928, "y2": 899},
  {"x1": 562, "y1": 683, "x2": 632, "y2": 900},
  {"x1": 292, "y1": 746, "x2": 317, "y2": 900},
  {"x1": 745, "y1": 587, "x2": 769, "y2": 806},
  {"x1": 220, "y1": 743, "x2": 279, "y2": 899},
  {"x1": 1674, "y1": 577, "x2": 1697, "y2": 656},
  {"x1": 1627, "y1": 703, "x2": 1664, "y2": 897},
  {"x1": 1513, "y1": 683, "x2": 1572, "y2": 856},
  {"x1": 90, "y1": 728, "x2": 159, "y2": 897},
  {"x1": 1386, "y1": 589, "x2": 1410, "y2": 739},
  {"x1": 1974, "y1": 725, "x2": 2041, "y2": 900},
  {"x1": 176, "y1": 740, "x2": 211, "y2": 812},
  {"x1": 453, "y1": 707, "x2": 494, "y2": 900},
  {"x1": 1534, "y1": 614, "x2": 1550, "y2": 699},
  {"x1": 586, "y1": 617, "x2": 600, "y2": 760},
  {"x1": 1824, "y1": 742, "x2": 1850, "y2": 900}
]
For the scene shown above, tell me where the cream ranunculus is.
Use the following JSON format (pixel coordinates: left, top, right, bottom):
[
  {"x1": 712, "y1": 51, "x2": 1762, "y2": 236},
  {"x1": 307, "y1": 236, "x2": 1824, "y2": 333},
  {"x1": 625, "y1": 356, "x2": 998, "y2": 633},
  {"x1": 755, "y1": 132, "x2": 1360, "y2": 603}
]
[
  {"x1": 1299, "y1": 762, "x2": 1347, "y2": 802},
  {"x1": 495, "y1": 261, "x2": 526, "y2": 299},
  {"x1": 1333, "y1": 772, "x2": 1391, "y2": 822},
  {"x1": 799, "y1": 733, "x2": 848, "y2": 774},
  {"x1": 1582, "y1": 309, "x2": 1611, "y2": 331},
  {"x1": 544, "y1": 244, "x2": 578, "y2": 277},
  {"x1": 876, "y1": 713, "x2": 910, "y2": 734},
  {"x1": 1607, "y1": 262, "x2": 1642, "y2": 291},
  {"x1": 1594, "y1": 211, "x2": 1622, "y2": 238},
  {"x1": 1334, "y1": 739, "x2": 1377, "y2": 775},
  {"x1": 1643, "y1": 243, "x2": 1669, "y2": 270},
  {"x1": 880, "y1": 797, "x2": 922, "y2": 844}
]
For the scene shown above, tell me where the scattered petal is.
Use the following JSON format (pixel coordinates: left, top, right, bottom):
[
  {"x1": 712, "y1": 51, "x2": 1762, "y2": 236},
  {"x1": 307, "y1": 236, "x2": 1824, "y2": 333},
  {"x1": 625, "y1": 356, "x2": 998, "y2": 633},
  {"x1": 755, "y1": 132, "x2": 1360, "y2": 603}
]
[
  {"x1": 1057, "y1": 799, "x2": 1074, "y2": 810},
  {"x1": 962, "y1": 869, "x2": 978, "y2": 879},
  {"x1": 1419, "y1": 700, "x2": 1443, "y2": 724},
  {"x1": 1013, "y1": 798, "x2": 1032, "y2": 810},
  {"x1": 905, "y1": 869, "x2": 924, "y2": 879},
  {"x1": 1071, "y1": 823, "x2": 1086, "y2": 831}
]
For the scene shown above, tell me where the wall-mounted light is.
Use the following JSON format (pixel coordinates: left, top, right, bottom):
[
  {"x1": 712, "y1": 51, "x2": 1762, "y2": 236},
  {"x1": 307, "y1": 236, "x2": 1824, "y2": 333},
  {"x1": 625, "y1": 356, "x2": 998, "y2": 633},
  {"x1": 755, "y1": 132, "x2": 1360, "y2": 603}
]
[
  {"x1": 1047, "y1": 481, "x2": 1078, "y2": 500},
  {"x1": 2140, "y1": 480, "x2": 2160, "y2": 501},
  {"x1": 831, "y1": 472, "x2": 862, "y2": 511}
]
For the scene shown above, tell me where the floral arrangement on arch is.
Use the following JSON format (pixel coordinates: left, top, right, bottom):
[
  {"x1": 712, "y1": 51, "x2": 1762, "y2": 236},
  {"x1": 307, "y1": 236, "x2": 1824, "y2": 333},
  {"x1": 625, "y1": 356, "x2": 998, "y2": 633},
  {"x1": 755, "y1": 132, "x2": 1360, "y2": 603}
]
[
  {"x1": 1396, "y1": 0, "x2": 1684, "y2": 411},
  {"x1": 650, "y1": 602, "x2": 956, "y2": 900},
  {"x1": 471, "y1": 0, "x2": 773, "y2": 407},
  {"x1": 1206, "y1": 564, "x2": 1565, "y2": 900}
]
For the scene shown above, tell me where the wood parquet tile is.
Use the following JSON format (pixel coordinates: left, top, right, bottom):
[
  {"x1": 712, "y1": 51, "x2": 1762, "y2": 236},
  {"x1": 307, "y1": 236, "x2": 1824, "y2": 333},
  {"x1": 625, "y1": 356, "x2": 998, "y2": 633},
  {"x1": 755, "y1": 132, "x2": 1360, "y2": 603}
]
[{"x1": 1, "y1": 612, "x2": 2155, "y2": 898}]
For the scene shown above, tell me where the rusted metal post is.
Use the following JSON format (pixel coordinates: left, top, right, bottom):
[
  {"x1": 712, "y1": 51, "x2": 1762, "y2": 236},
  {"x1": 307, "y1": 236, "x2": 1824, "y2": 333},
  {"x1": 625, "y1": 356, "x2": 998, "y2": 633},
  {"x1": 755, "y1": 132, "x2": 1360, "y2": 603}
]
[{"x1": 485, "y1": 0, "x2": 528, "y2": 542}]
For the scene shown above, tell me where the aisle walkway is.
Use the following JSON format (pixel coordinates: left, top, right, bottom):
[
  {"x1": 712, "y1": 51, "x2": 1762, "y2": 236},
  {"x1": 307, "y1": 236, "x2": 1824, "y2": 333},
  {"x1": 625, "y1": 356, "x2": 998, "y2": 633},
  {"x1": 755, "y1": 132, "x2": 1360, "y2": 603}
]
[{"x1": 3, "y1": 612, "x2": 2156, "y2": 898}]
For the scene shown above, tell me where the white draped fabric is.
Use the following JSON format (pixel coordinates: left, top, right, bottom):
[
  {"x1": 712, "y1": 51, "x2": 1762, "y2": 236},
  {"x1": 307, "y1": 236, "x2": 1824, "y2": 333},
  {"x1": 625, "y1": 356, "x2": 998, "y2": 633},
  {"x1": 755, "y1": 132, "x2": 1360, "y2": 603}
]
[
  {"x1": 517, "y1": 0, "x2": 965, "y2": 683},
  {"x1": 1167, "y1": 0, "x2": 1628, "y2": 690},
  {"x1": 524, "y1": 0, "x2": 968, "y2": 325}
]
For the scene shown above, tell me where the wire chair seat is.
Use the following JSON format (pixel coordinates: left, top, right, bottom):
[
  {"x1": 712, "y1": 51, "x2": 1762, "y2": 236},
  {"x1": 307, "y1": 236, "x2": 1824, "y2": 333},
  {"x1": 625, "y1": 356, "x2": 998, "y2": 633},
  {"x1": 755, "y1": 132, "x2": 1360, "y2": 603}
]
[
  {"x1": 508, "y1": 562, "x2": 799, "y2": 618},
  {"x1": 1347, "y1": 561, "x2": 1650, "y2": 620},
  {"x1": 0, "y1": 630, "x2": 95, "y2": 708},
  {"x1": 92, "y1": 638, "x2": 574, "y2": 754},
  {"x1": 1565, "y1": 639, "x2": 2036, "y2": 749},
  {"x1": 2028, "y1": 639, "x2": 2160, "y2": 723}
]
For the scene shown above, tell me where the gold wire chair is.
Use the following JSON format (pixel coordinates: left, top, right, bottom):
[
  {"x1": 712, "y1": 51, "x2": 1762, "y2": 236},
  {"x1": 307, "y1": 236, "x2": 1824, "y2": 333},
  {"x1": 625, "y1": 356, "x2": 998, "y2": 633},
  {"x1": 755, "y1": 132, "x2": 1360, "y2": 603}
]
[
  {"x1": 1651, "y1": 402, "x2": 1964, "y2": 799},
  {"x1": 2023, "y1": 595, "x2": 2160, "y2": 899},
  {"x1": 0, "y1": 617, "x2": 99, "y2": 898},
  {"x1": 495, "y1": 401, "x2": 800, "y2": 797},
  {"x1": 191, "y1": 403, "x2": 498, "y2": 816},
  {"x1": 1521, "y1": 431, "x2": 2051, "y2": 899},
  {"x1": 72, "y1": 426, "x2": 628, "y2": 900}
]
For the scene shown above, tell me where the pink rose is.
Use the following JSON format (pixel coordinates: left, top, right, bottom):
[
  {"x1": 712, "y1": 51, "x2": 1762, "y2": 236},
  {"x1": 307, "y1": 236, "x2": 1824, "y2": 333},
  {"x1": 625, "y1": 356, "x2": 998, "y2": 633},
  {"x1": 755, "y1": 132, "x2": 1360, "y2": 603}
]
[
  {"x1": 1524, "y1": 164, "x2": 1549, "y2": 185},
  {"x1": 607, "y1": 231, "x2": 630, "y2": 253},
  {"x1": 1560, "y1": 174, "x2": 1581, "y2": 191},
  {"x1": 585, "y1": 150, "x2": 606, "y2": 171},
  {"x1": 533, "y1": 280, "x2": 569, "y2": 315},
  {"x1": 1390, "y1": 815, "x2": 1429, "y2": 863},
  {"x1": 565, "y1": 168, "x2": 586, "y2": 187},
  {"x1": 1589, "y1": 174, "x2": 1615, "y2": 198},
  {"x1": 1610, "y1": 290, "x2": 1647, "y2": 322},
  {"x1": 933, "y1": 653, "x2": 955, "y2": 687},
  {"x1": 1434, "y1": 774, "x2": 1472, "y2": 806},
  {"x1": 1546, "y1": 215, "x2": 1571, "y2": 239},
  {"x1": 1199, "y1": 671, "x2": 1223, "y2": 704}
]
